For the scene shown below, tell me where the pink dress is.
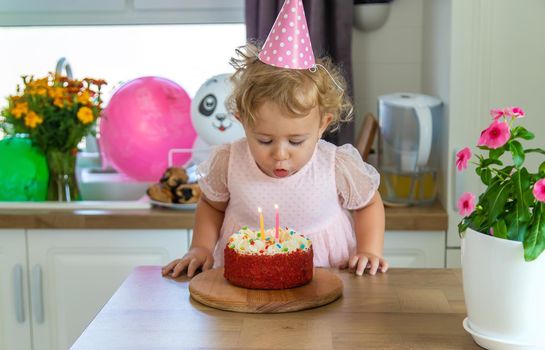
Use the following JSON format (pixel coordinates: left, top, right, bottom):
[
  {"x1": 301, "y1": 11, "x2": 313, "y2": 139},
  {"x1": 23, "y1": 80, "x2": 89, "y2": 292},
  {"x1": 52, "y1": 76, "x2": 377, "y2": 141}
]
[{"x1": 198, "y1": 138, "x2": 380, "y2": 268}]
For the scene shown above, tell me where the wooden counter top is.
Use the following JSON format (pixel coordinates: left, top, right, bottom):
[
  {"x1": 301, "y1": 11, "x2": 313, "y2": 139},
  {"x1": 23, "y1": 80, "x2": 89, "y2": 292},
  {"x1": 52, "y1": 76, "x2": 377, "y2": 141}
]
[
  {"x1": 71, "y1": 266, "x2": 478, "y2": 350},
  {"x1": 0, "y1": 201, "x2": 447, "y2": 230}
]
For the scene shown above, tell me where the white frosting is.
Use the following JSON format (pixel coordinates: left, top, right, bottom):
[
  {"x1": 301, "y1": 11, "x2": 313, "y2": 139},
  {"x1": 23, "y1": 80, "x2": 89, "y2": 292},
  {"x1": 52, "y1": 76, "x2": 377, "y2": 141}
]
[{"x1": 227, "y1": 226, "x2": 311, "y2": 255}]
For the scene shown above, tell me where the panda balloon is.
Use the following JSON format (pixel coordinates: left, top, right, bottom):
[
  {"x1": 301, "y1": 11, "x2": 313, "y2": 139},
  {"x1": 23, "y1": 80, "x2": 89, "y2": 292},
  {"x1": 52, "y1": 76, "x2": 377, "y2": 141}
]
[
  {"x1": 191, "y1": 73, "x2": 244, "y2": 145},
  {"x1": 189, "y1": 73, "x2": 245, "y2": 165}
]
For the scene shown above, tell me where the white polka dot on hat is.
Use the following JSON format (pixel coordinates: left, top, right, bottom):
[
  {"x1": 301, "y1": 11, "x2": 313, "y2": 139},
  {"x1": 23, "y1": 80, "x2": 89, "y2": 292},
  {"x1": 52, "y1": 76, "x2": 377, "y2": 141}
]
[{"x1": 258, "y1": 0, "x2": 315, "y2": 70}]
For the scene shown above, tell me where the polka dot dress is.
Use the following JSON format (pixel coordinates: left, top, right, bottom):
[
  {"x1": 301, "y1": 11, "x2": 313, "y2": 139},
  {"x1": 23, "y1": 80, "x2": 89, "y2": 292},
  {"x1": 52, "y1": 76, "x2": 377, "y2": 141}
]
[{"x1": 258, "y1": 0, "x2": 315, "y2": 69}]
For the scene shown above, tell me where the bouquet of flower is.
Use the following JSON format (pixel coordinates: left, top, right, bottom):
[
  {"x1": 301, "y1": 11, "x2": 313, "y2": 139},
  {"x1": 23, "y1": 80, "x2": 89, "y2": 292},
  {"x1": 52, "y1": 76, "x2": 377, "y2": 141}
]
[
  {"x1": 456, "y1": 106, "x2": 545, "y2": 261},
  {"x1": 1, "y1": 73, "x2": 106, "y2": 153},
  {"x1": 0, "y1": 73, "x2": 106, "y2": 201}
]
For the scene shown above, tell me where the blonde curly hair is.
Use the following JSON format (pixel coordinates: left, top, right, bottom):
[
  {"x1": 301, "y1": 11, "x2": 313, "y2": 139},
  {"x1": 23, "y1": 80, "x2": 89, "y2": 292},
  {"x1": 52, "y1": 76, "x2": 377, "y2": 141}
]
[{"x1": 227, "y1": 44, "x2": 353, "y2": 133}]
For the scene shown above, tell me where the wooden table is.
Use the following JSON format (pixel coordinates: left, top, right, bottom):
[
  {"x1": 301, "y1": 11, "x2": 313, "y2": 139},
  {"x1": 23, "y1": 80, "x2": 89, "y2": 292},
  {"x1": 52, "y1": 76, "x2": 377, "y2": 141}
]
[{"x1": 70, "y1": 266, "x2": 479, "y2": 349}]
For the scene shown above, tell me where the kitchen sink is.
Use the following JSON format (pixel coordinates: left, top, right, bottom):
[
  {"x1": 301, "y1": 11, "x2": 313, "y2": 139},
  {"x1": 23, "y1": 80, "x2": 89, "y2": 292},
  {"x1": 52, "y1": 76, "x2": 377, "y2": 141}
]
[{"x1": 78, "y1": 167, "x2": 153, "y2": 201}]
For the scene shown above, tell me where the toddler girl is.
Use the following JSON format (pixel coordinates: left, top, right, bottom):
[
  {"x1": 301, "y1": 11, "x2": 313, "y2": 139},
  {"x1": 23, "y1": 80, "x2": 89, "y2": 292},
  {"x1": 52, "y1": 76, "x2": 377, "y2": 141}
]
[{"x1": 163, "y1": 44, "x2": 389, "y2": 278}]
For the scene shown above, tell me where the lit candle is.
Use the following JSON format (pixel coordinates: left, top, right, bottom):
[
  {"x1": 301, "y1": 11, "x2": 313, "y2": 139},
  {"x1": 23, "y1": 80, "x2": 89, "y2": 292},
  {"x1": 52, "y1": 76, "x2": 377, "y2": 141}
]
[
  {"x1": 258, "y1": 207, "x2": 265, "y2": 240},
  {"x1": 274, "y1": 204, "x2": 279, "y2": 241}
]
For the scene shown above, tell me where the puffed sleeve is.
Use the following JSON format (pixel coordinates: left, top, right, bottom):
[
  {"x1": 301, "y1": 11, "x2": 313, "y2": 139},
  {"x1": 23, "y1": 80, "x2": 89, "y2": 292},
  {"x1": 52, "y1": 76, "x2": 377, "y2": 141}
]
[
  {"x1": 197, "y1": 144, "x2": 231, "y2": 202},
  {"x1": 335, "y1": 144, "x2": 380, "y2": 210}
]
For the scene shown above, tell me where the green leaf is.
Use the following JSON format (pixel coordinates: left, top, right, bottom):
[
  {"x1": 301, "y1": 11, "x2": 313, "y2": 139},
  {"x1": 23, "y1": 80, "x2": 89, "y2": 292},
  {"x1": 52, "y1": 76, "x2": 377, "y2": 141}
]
[
  {"x1": 481, "y1": 158, "x2": 504, "y2": 167},
  {"x1": 498, "y1": 165, "x2": 514, "y2": 179},
  {"x1": 539, "y1": 161, "x2": 545, "y2": 176},
  {"x1": 523, "y1": 203, "x2": 545, "y2": 261},
  {"x1": 458, "y1": 218, "x2": 471, "y2": 236},
  {"x1": 511, "y1": 168, "x2": 531, "y2": 223},
  {"x1": 509, "y1": 140, "x2": 525, "y2": 168},
  {"x1": 512, "y1": 125, "x2": 535, "y2": 140},
  {"x1": 505, "y1": 206, "x2": 527, "y2": 241},
  {"x1": 485, "y1": 180, "x2": 511, "y2": 227},
  {"x1": 480, "y1": 168, "x2": 492, "y2": 185},
  {"x1": 489, "y1": 148, "x2": 505, "y2": 159},
  {"x1": 471, "y1": 213, "x2": 489, "y2": 233},
  {"x1": 524, "y1": 148, "x2": 545, "y2": 155},
  {"x1": 492, "y1": 219, "x2": 508, "y2": 239}
]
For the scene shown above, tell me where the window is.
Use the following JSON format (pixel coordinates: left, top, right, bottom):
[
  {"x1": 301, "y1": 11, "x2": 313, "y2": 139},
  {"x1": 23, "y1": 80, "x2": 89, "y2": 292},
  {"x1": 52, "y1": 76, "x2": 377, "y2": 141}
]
[{"x1": 0, "y1": 24, "x2": 246, "y2": 139}]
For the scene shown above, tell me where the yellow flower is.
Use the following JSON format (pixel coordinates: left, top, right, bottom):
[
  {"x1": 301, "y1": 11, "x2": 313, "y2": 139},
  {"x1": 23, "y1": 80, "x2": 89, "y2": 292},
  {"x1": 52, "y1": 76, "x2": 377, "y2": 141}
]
[
  {"x1": 24, "y1": 111, "x2": 43, "y2": 128},
  {"x1": 36, "y1": 87, "x2": 47, "y2": 95},
  {"x1": 53, "y1": 97, "x2": 65, "y2": 108},
  {"x1": 77, "y1": 106, "x2": 94, "y2": 124},
  {"x1": 33, "y1": 77, "x2": 49, "y2": 87},
  {"x1": 27, "y1": 78, "x2": 49, "y2": 96},
  {"x1": 2, "y1": 74, "x2": 107, "y2": 153},
  {"x1": 10, "y1": 102, "x2": 28, "y2": 119},
  {"x1": 77, "y1": 90, "x2": 91, "y2": 105},
  {"x1": 48, "y1": 86, "x2": 64, "y2": 99}
]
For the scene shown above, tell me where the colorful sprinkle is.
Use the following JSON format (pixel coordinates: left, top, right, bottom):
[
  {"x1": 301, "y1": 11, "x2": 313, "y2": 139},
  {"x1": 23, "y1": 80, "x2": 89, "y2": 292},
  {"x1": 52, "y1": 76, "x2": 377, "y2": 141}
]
[{"x1": 226, "y1": 227, "x2": 311, "y2": 255}]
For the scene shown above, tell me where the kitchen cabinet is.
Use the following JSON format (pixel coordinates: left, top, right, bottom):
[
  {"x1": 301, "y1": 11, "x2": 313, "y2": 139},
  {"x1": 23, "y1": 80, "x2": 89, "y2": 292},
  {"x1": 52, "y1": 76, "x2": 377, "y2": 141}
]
[
  {"x1": 0, "y1": 203, "x2": 447, "y2": 349},
  {"x1": 0, "y1": 230, "x2": 31, "y2": 350},
  {"x1": 446, "y1": 248, "x2": 461, "y2": 268},
  {"x1": 384, "y1": 230, "x2": 445, "y2": 268},
  {"x1": 0, "y1": 229, "x2": 189, "y2": 350}
]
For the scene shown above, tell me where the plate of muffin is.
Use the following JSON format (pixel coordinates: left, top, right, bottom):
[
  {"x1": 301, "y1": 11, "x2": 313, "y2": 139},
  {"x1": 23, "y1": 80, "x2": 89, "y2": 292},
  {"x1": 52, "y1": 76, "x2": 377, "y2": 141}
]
[{"x1": 146, "y1": 165, "x2": 201, "y2": 210}]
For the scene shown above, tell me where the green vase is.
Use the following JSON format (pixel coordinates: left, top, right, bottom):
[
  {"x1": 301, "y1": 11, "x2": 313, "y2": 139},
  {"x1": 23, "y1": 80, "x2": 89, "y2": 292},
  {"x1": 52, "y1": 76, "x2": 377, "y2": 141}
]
[{"x1": 46, "y1": 149, "x2": 80, "y2": 201}]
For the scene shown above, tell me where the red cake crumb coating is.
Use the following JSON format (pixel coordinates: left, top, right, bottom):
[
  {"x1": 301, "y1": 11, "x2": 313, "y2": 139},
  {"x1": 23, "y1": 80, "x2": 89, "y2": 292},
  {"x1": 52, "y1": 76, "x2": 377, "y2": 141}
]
[{"x1": 224, "y1": 246, "x2": 313, "y2": 289}]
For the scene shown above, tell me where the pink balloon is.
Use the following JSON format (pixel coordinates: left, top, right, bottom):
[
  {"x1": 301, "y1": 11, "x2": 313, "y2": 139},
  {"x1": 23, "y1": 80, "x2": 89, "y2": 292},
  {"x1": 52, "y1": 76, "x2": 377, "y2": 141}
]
[{"x1": 100, "y1": 77, "x2": 196, "y2": 181}]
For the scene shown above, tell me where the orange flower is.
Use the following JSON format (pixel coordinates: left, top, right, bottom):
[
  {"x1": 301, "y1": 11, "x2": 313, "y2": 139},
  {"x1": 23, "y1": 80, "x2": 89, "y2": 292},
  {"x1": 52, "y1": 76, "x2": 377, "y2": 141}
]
[
  {"x1": 28, "y1": 78, "x2": 49, "y2": 96},
  {"x1": 77, "y1": 106, "x2": 94, "y2": 124},
  {"x1": 53, "y1": 97, "x2": 65, "y2": 108},
  {"x1": 77, "y1": 90, "x2": 91, "y2": 105},
  {"x1": 24, "y1": 111, "x2": 43, "y2": 128},
  {"x1": 48, "y1": 86, "x2": 64, "y2": 99},
  {"x1": 1, "y1": 73, "x2": 107, "y2": 153},
  {"x1": 10, "y1": 102, "x2": 28, "y2": 119}
]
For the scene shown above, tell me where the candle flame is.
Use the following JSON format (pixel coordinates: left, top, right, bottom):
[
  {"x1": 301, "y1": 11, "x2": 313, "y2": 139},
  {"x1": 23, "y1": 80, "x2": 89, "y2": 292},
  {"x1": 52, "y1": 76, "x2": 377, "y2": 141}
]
[
  {"x1": 258, "y1": 207, "x2": 262, "y2": 213},
  {"x1": 274, "y1": 204, "x2": 278, "y2": 209}
]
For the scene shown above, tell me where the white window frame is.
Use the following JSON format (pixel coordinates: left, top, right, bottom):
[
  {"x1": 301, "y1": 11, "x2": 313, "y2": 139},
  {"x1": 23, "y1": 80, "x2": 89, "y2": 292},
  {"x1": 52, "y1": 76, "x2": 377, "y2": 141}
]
[{"x1": 0, "y1": 0, "x2": 244, "y2": 26}]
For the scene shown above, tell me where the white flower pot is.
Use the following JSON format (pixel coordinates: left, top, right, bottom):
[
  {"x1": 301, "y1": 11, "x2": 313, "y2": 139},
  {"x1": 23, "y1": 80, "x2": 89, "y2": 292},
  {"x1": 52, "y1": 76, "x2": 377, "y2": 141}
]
[{"x1": 461, "y1": 227, "x2": 545, "y2": 349}]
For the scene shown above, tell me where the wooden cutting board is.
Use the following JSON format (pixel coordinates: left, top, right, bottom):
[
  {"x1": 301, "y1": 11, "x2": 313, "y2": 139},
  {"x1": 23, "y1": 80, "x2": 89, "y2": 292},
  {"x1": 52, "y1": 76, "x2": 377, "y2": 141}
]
[{"x1": 189, "y1": 268, "x2": 343, "y2": 313}]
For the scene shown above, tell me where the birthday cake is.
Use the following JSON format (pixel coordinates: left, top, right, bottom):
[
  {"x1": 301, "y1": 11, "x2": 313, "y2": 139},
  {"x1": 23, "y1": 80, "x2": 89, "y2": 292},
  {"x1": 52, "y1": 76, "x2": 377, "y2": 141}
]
[{"x1": 223, "y1": 227, "x2": 313, "y2": 289}]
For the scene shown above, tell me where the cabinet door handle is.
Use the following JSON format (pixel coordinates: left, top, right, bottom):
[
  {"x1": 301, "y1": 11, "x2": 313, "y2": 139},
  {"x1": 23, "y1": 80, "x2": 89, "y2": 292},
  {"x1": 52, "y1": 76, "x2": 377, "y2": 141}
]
[
  {"x1": 31, "y1": 265, "x2": 44, "y2": 324},
  {"x1": 13, "y1": 264, "x2": 25, "y2": 323}
]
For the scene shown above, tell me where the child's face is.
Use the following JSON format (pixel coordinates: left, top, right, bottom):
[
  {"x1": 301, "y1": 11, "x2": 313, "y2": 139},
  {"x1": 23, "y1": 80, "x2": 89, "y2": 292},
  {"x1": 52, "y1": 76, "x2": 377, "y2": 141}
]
[{"x1": 244, "y1": 101, "x2": 331, "y2": 178}]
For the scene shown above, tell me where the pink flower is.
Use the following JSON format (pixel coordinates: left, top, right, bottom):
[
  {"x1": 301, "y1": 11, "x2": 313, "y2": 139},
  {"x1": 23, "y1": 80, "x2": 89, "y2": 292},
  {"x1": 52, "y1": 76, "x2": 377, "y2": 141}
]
[
  {"x1": 506, "y1": 106, "x2": 525, "y2": 118},
  {"x1": 533, "y1": 179, "x2": 545, "y2": 203},
  {"x1": 456, "y1": 147, "x2": 472, "y2": 171},
  {"x1": 490, "y1": 108, "x2": 506, "y2": 120},
  {"x1": 477, "y1": 120, "x2": 511, "y2": 149},
  {"x1": 458, "y1": 192, "x2": 476, "y2": 216}
]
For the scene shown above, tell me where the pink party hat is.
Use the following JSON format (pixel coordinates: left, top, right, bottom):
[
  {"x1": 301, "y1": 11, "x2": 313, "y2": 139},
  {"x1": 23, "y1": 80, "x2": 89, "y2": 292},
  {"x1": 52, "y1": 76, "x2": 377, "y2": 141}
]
[{"x1": 258, "y1": 0, "x2": 316, "y2": 70}]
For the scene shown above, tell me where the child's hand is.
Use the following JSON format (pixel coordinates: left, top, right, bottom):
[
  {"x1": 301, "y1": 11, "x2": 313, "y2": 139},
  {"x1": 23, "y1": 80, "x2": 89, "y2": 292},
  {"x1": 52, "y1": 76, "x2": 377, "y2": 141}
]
[
  {"x1": 162, "y1": 247, "x2": 214, "y2": 278},
  {"x1": 348, "y1": 252, "x2": 389, "y2": 276}
]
